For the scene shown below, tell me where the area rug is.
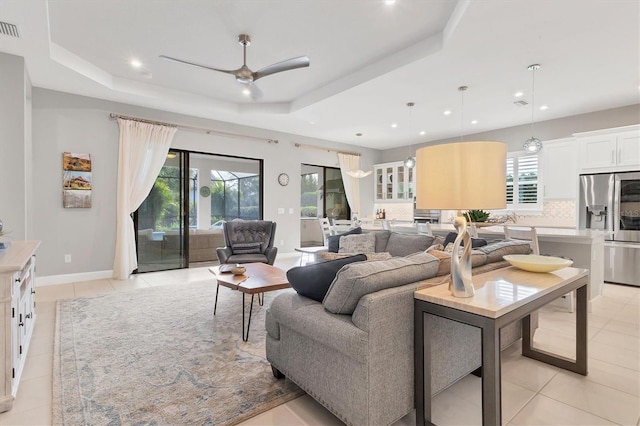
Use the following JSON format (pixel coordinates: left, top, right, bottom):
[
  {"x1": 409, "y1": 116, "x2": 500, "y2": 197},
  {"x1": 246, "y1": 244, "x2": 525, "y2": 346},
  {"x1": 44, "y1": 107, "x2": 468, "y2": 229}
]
[{"x1": 53, "y1": 280, "x2": 303, "y2": 425}]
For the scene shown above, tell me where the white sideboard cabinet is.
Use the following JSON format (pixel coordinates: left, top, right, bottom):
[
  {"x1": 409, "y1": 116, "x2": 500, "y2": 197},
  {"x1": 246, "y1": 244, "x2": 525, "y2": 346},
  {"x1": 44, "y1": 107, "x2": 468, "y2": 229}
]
[
  {"x1": 0, "y1": 241, "x2": 40, "y2": 412},
  {"x1": 576, "y1": 125, "x2": 640, "y2": 173}
]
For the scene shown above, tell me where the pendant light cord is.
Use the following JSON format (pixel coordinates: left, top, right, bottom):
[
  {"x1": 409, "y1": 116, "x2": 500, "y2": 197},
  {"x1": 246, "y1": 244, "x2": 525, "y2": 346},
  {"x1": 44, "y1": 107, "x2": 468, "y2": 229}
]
[
  {"x1": 458, "y1": 86, "x2": 467, "y2": 141},
  {"x1": 528, "y1": 64, "x2": 540, "y2": 137},
  {"x1": 407, "y1": 102, "x2": 414, "y2": 156}
]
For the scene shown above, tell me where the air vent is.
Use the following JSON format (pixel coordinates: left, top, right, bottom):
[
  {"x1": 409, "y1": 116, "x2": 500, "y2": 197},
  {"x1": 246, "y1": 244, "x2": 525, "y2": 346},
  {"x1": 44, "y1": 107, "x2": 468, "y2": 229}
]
[
  {"x1": 513, "y1": 100, "x2": 529, "y2": 107},
  {"x1": 0, "y1": 21, "x2": 20, "y2": 38}
]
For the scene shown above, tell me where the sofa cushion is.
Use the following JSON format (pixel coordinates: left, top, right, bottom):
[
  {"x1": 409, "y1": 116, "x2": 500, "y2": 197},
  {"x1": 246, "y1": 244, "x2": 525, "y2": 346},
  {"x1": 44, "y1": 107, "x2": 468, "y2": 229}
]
[
  {"x1": 443, "y1": 232, "x2": 488, "y2": 248},
  {"x1": 385, "y1": 233, "x2": 435, "y2": 257},
  {"x1": 286, "y1": 254, "x2": 367, "y2": 302},
  {"x1": 367, "y1": 230, "x2": 392, "y2": 253},
  {"x1": 231, "y1": 241, "x2": 262, "y2": 254},
  {"x1": 477, "y1": 240, "x2": 533, "y2": 263},
  {"x1": 339, "y1": 233, "x2": 376, "y2": 253},
  {"x1": 323, "y1": 254, "x2": 439, "y2": 314},
  {"x1": 327, "y1": 227, "x2": 362, "y2": 252},
  {"x1": 425, "y1": 249, "x2": 488, "y2": 276}
]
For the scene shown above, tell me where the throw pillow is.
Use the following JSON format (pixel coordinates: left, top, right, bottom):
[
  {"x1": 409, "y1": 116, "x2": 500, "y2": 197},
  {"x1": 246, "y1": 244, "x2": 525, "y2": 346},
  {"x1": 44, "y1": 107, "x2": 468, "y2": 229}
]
[
  {"x1": 231, "y1": 241, "x2": 262, "y2": 254},
  {"x1": 477, "y1": 240, "x2": 533, "y2": 263},
  {"x1": 443, "y1": 232, "x2": 488, "y2": 248},
  {"x1": 327, "y1": 227, "x2": 362, "y2": 253},
  {"x1": 338, "y1": 233, "x2": 376, "y2": 253},
  {"x1": 286, "y1": 254, "x2": 367, "y2": 302},
  {"x1": 323, "y1": 254, "x2": 439, "y2": 314}
]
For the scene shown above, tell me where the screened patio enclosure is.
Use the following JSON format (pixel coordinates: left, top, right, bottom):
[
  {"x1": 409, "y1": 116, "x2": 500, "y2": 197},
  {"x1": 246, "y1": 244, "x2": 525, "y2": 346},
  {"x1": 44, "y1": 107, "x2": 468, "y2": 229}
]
[{"x1": 210, "y1": 169, "x2": 260, "y2": 223}]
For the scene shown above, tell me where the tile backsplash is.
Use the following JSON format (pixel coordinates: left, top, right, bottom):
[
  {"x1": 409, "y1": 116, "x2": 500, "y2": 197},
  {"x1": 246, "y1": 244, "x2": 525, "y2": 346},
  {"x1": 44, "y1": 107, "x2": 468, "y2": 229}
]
[{"x1": 372, "y1": 200, "x2": 577, "y2": 228}]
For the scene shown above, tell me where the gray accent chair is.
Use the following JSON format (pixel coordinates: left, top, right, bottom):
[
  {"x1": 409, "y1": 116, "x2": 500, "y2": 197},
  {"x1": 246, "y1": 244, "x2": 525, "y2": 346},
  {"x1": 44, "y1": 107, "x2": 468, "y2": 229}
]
[{"x1": 216, "y1": 220, "x2": 278, "y2": 265}]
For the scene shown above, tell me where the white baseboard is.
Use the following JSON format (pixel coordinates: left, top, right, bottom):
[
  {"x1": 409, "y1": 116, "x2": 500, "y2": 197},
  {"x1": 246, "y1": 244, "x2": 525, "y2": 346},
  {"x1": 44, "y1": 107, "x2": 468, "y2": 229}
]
[{"x1": 37, "y1": 270, "x2": 113, "y2": 287}]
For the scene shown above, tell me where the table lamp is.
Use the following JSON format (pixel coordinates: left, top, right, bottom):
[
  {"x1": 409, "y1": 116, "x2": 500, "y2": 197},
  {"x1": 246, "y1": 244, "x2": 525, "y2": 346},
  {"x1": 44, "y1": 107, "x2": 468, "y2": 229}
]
[{"x1": 415, "y1": 141, "x2": 506, "y2": 297}]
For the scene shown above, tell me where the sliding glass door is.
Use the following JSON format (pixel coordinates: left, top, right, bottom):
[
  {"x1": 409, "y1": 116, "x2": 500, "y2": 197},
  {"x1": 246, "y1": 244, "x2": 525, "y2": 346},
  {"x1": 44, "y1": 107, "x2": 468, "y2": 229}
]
[
  {"x1": 135, "y1": 151, "x2": 263, "y2": 273},
  {"x1": 135, "y1": 150, "x2": 189, "y2": 273}
]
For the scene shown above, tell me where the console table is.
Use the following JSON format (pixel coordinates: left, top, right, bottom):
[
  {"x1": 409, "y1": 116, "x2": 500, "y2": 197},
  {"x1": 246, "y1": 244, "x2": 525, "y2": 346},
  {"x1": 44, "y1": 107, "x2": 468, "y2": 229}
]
[
  {"x1": 0, "y1": 241, "x2": 40, "y2": 412},
  {"x1": 414, "y1": 266, "x2": 588, "y2": 426}
]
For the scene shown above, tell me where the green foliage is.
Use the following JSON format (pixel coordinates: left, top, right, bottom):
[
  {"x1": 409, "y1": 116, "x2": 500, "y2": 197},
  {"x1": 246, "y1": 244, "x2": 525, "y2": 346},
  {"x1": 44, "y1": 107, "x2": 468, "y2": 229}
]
[
  {"x1": 301, "y1": 206, "x2": 317, "y2": 217},
  {"x1": 301, "y1": 191, "x2": 318, "y2": 207},
  {"x1": 465, "y1": 209, "x2": 490, "y2": 223}
]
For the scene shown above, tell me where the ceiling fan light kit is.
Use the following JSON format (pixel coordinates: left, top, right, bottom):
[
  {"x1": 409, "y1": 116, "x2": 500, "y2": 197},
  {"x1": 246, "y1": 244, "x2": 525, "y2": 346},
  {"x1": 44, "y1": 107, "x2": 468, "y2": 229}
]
[{"x1": 159, "y1": 34, "x2": 310, "y2": 101}]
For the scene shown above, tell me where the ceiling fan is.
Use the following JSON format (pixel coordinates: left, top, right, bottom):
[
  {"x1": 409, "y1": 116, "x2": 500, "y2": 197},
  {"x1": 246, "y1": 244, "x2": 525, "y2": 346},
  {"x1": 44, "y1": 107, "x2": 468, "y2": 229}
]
[{"x1": 159, "y1": 34, "x2": 310, "y2": 101}]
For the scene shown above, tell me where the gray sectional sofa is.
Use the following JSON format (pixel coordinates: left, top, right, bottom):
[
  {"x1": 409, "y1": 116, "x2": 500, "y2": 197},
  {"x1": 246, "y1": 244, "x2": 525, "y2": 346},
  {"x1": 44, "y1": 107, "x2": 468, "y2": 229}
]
[{"x1": 266, "y1": 237, "x2": 535, "y2": 426}]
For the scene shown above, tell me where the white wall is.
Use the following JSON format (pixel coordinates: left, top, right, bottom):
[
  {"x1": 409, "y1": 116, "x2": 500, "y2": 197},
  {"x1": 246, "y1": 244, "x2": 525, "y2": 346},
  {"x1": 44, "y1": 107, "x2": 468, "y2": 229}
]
[{"x1": 31, "y1": 88, "x2": 380, "y2": 278}]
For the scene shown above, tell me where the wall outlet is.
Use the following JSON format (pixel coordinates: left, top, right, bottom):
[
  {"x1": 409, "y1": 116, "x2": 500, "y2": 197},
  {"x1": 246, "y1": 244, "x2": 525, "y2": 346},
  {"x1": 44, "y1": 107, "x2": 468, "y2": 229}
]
[
  {"x1": 64, "y1": 254, "x2": 71, "y2": 263},
  {"x1": 278, "y1": 208, "x2": 285, "y2": 214},
  {"x1": 280, "y1": 240, "x2": 284, "y2": 246},
  {"x1": 288, "y1": 208, "x2": 294, "y2": 214}
]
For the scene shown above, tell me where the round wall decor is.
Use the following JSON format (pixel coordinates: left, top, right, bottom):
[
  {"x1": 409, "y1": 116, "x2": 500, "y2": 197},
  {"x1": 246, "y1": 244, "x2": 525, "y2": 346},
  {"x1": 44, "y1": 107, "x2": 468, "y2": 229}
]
[
  {"x1": 199, "y1": 186, "x2": 211, "y2": 197},
  {"x1": 278, "y1": 173, "x2": 290, "y2": 186}
]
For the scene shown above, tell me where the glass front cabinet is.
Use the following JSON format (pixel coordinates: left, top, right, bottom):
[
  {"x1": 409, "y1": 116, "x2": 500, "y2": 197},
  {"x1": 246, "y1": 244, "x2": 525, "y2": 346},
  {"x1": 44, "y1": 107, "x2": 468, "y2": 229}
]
[{"x1": 374, "y1": 161, "x2": 414, "y2": 201}]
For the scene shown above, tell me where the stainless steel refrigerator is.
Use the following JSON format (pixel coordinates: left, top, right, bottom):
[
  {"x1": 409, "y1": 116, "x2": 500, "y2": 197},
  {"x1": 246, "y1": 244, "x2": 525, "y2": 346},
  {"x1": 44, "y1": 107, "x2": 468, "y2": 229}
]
[{"x1": 579, "y1": 172, "x2": 640, "y2": 286}]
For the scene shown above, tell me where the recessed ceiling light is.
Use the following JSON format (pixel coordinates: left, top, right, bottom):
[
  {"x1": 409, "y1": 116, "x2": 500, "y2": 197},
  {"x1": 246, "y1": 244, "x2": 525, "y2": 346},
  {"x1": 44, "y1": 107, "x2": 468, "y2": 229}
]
[
  {"x1": 514, "y1": 91, "x2": 524, "y2": 97},
  {"x1": 443, "y1": 110, "x2": 452, "y2": 116},
  {"x1": 391, "y1": 123, "x2": 398, "y2": 128},
  {"x1": 539, "y1": 105, "x2": 548, "y2": 110},
  {"x1": 130, "y1": 59, "x2": 143, "y2": 69},
  {"x1": 419, "y1": 130, "x2": 426, "y2": 136},
  {"x1": 384, "y1": 0, "x2": 396, "y2": 5},
  {"x1": 471, "y1": 120, "x2": 478, "y2": 124}
]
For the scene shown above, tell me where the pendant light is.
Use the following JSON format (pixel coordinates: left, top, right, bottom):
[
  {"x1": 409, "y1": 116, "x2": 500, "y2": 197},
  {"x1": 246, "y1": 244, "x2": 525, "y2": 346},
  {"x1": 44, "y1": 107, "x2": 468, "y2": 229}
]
[
  {"x1": 403, "y1": 102, "x2": 416, "y2": 169},
  {"x1": 523, "y1": 64, "x2": 542, "y2": 153}
]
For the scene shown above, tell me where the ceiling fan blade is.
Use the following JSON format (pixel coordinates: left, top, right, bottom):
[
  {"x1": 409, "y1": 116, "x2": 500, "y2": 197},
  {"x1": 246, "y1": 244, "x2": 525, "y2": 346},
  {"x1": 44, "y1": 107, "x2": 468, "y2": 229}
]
[
  {"x1": 252, "y1": 56, "x2": 310, "y2": 81},
  {"x1": 238, "y1": 81, "x2": 263, "y2": 101},
  {"x1": 159, "y1": 55, "x2": 239, "y2": 76}
]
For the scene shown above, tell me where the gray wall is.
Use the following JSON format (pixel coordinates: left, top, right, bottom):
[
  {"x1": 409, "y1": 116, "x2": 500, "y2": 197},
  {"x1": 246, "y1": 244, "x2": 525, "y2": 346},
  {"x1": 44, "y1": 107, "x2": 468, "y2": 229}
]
[
  {"x1": 381, "y1": 104, "x2": 640, "y2": 162},
  {"x1": 31, "y1": 88, "x2": 380, "y2": 277},
  {"x1": 0, "y1": 53, "x2": 31, "y2": 239}
]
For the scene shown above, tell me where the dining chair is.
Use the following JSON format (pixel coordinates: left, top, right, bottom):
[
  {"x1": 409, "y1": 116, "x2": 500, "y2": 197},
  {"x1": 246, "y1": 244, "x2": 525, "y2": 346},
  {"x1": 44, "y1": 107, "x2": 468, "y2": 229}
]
[
  {"x1": 332, "y1": 219, "x2": 353, "y2": 233},
  {"x1": 416, "y1": 222, "x2": 433, "y2": 236},
  {"x1": 504, "y1": 225, "x2": 574, "y2": 312}
]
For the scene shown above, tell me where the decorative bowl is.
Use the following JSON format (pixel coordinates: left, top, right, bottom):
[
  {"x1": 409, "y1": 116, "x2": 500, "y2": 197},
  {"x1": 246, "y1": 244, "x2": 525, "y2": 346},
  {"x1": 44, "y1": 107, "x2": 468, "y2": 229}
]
[
  {"x1": 503, "y1": 254, "x2": 573, "y2": 273},
  {"x1": 231, "y1": 266, "x2": 246, "y2": 275}
]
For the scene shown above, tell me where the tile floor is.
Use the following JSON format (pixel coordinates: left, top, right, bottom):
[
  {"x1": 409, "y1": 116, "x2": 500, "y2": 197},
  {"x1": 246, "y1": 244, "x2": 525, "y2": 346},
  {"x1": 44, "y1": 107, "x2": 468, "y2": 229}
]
[{"x1": 0, "y1": 253, "x2": 638, "y2": 426}]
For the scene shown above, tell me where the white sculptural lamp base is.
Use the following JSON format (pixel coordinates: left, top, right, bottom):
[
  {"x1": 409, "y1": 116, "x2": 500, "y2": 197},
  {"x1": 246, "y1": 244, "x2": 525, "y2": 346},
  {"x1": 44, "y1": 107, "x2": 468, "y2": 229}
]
[{"x1": 450, "y1": 214, "x2": 475, "y2": 297}]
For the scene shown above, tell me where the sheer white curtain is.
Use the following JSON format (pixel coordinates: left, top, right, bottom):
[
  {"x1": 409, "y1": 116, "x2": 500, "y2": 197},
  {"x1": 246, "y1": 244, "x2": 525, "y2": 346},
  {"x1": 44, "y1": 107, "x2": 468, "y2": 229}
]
[
  {"x1": 337, "y1": 153, "x2": 361, "y2": 219},
  {"x1": 113, "y1": 119, "x2": 177, "y2": 279}
]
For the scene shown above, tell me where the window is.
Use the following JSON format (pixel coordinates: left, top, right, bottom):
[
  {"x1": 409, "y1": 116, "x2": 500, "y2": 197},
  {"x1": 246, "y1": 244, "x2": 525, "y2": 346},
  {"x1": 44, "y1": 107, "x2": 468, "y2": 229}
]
[
  {"x1": 506, "y1": 152, "x2": 541, "y2": 210},
  {"x1": 301, "y1": 172, "x2": 320, "y2": 218}
]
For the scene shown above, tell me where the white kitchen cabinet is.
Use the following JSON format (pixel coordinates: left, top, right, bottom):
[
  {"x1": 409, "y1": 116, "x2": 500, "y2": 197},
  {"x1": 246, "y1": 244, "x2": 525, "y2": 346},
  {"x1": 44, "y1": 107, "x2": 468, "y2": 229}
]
[
  {"x1": 576, "y1": 125, "x2": 640, "y2": 173},
  {"x1": 0, "y1": 241, "x2": 40, "y2": 412},
  {"x1": 542, "y1": 138, "x2": 578, "y2": 200},
  {"x1": 374, "y1": 161, "x2": 414, "y2": 202}
]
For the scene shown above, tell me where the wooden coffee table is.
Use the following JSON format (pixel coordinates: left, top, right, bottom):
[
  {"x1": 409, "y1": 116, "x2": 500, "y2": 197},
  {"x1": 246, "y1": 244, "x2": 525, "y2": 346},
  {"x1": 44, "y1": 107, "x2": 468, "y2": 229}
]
[{"x1": 209, "y1": 263, "x2": 290, "y2": 341}]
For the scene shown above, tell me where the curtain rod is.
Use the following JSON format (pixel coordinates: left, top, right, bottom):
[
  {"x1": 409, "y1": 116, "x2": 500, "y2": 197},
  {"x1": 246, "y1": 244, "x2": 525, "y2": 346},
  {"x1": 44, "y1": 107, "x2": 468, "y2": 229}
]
[
  {"x1": 109, "y1": 113, "x2": 278, "y2": 144},
  {"x1": 294, "y1": 142, "x2": 361, "y2": 157}
]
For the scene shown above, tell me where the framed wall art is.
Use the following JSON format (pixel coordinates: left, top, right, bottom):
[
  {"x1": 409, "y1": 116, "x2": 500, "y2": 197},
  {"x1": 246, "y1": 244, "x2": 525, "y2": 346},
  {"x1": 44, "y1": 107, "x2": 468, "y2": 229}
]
[{"x1": 62, "y1": 152, "x2": 92, "y2": 208}]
